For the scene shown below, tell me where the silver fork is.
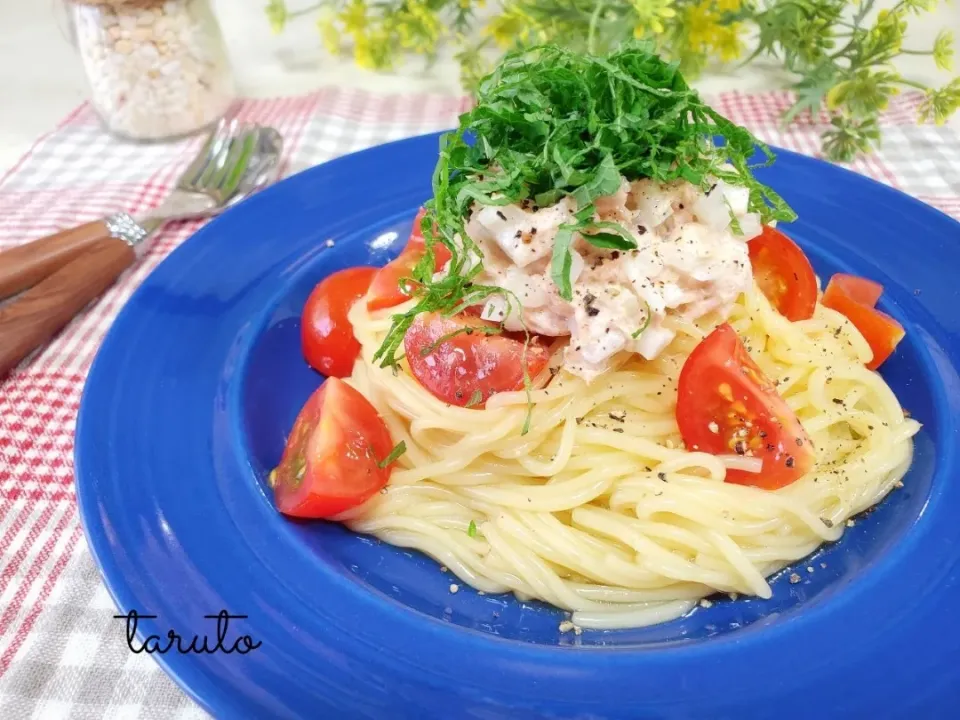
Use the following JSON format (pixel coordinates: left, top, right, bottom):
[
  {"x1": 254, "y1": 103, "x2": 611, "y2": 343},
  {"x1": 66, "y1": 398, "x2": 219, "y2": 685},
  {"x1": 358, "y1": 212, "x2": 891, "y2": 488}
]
[{"x1": 0, "y1": 120, "x2": 284, "y2": 377}]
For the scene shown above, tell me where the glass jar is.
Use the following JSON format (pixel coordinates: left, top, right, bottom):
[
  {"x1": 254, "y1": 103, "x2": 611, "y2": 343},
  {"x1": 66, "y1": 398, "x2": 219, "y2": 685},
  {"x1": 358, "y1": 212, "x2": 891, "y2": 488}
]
[{"x1": 65, "y1": 0, "x2": 236, "y2": 141}]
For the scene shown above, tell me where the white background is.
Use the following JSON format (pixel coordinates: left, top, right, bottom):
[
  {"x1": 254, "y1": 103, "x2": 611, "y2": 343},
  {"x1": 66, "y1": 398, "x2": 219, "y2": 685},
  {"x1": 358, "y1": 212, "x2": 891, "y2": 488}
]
[{"x1": 1, "y1": 0, "x2": 957, "y2": 174}]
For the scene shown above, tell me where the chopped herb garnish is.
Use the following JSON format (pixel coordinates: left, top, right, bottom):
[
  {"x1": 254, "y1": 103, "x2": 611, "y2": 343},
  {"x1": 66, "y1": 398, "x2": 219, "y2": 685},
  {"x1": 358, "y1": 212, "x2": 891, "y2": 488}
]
[
  {"x1": 373, "y1": 41, "x2": 795, "y2": 369},
  {"x1": 377, "y1": 441, "x2": 407, "y2": 469},
  {"x1": 465, "y1": 389, "x2": 484, "y2": 408},
  {"x1": 420, "y1": 325, "x2": 502, "y2": 357},
  {"x1": 632, "y1": 300, "x2": 652, "y2": 338},
  {"x1": 468, "y1": 520, "x2": 478, "y2": 538}
]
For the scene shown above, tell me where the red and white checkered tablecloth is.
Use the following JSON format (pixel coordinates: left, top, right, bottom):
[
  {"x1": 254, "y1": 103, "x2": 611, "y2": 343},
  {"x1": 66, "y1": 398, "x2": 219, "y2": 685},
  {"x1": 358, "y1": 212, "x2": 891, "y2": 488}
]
[{"x1": 0, "y1": 88, "x2": 958, "y2": 719}]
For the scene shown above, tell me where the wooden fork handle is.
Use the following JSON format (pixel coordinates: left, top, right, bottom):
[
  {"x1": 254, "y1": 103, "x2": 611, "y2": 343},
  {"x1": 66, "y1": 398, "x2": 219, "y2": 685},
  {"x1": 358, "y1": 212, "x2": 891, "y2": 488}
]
[
  {"x1": 0, "y1": 237, "x2": 135, "y2": 378},
  {"x1": 0, "y1": 219, "x2": 115, "y2": 300}
]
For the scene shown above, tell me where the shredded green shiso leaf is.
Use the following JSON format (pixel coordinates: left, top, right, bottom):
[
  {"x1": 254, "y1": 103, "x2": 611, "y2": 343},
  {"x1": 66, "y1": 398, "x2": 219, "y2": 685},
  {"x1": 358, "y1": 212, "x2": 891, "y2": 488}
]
[{"x1": 372, "y1": 41, "x2": 796, "y2": 369}]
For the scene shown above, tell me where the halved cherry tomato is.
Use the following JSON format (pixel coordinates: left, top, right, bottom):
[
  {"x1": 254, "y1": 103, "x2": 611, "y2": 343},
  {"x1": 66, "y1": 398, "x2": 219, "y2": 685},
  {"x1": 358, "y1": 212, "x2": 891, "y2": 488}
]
[
  {"x1": 748, "y1": 226, "x2": 817, "y2": 321},
  {"x1": 273, "y1": 378, "x2": 396, "y2": 519},
  {"x1": 677, "y1": 323, "x2": 815, "y2": 489},
  {"x1": 367, "y1": 207, "x2": 452, "y2": 311},
  {"x1": 302, "y1": 266, "x2": 377, "y2": 378},
  {"x1": 403, "y1": 312, "x2": 551, "y2": 407},
  {"x1": 821, "y1": 273, "x2": 904, "y2": 370}
]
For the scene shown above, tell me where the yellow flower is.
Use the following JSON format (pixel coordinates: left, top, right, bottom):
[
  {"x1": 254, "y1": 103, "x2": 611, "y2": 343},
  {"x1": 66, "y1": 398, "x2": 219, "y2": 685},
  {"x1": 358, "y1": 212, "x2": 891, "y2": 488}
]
[
  {"x1": 826, "y1": 81, "x2": 849, "y2": 110},
  {"x1": 265, "y1": 0, "x2": 288, "y2": 34},
  {"x1": 680, "y1": 0, "x2": 744, "y2": 62},
  {"x1": 934, "y1": 29, "x2": 954, "y2": 72},
  {"x1": 353, "y1": 27, "x2": 392, "y2": 70},
  {"x1": 484, "y1": 7, "x2": 543, "y2": 49},
  {"x1": 919, "y1": 78, "x2": 960, "y2": 125},
  {"x1": 389, "y1": 0, "x2": 443, "y2": 53},
  {"x1": 631, "y1": 0, "x2": 676, "y2": 36},
  {"x1": 339, "y1": 0, "x2": 368, "y2": 36},
  {"x1": 716, "y1": 0, "x2": 742, "y2": 12},
  {"x1": 353, "y1": 34, "x2": 375, "y2": 69},
  {"x1": 316, "y1": 7, "x2": 341, "y2": 56},
  {"x1": 713, "y1": 24, "x2": 744, "y2": 62}
]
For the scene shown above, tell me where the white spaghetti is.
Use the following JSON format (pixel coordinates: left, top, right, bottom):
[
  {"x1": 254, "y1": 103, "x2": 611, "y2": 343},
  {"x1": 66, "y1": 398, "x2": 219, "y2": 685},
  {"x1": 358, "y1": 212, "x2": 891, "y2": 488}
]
[{"x1": 339, "y1": 282, "x2": 918, "y2": 630}]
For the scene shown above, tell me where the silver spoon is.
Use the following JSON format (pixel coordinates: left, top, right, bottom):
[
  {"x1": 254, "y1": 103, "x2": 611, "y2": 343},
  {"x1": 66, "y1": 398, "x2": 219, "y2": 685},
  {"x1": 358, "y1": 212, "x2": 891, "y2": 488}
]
[{"x1": 0, "y1": 120, "x2": 283, "y2": 377}]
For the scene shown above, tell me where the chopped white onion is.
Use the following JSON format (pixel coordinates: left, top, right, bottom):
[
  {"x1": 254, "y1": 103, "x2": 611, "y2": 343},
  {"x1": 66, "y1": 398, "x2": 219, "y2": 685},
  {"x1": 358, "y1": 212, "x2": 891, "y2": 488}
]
[
  {"x1": 737, "y1": 213, "x2": 763, "y2": 241},
  {"x1": 691, "y1": 190, "x2": 731, "y2": 232},
  {"x1": 722, "y1": 184, "x2": 750, "y2": 217},
  {"x1": 481, "y1": 296, "x2": 507, "y2": 322},
  {"x1": 505, "y1": 267, "x2": 547, "y2": 308},
  {"x1": 570, "y1": 249, "x2": 585, "y2": 284},
  {"x1": 631, "y1": 181, "x2": 675, "y2": 228},
  {"x1": 719, "y1": 455, "x2": 763, "y2": 473}
]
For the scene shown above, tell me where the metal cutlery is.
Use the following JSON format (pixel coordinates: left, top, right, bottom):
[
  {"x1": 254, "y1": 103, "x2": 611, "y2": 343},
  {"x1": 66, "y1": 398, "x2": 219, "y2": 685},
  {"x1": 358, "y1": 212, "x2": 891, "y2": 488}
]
[{"x1": 0, "y1": 120, "x2": 283, "y2": 377}]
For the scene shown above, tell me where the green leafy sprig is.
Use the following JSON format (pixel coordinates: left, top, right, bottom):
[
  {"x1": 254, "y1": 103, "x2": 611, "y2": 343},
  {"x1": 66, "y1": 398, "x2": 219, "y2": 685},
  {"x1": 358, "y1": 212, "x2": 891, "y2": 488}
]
[{"x1": 372, "y1": 41, "x2": 796, "y2": 368}]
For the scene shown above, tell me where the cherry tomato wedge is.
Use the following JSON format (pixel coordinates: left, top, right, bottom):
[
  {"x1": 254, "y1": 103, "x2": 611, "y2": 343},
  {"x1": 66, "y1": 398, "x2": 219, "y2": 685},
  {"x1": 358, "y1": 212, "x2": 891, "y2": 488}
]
[
  {"x1": 302, "y1": 266, "x2": 377, "y2": 378},
  {"x1": 748, "y1": 226, "x2": 817, "y2": 321},
  {"x1": 821, "y1": 273, "x2": 904, "y2": 370},
  {"x1": 677, "y1": 323, "x2": 815, "y2": 489},
  {"x1": 273, "y1": 378, "x2": 396, "y2": 519},
  {"x1": 368, "y1": 207, "x2": 452, "y2": 311},
  {"x1": 403, "y1": 312, "x2": 551, "y2": 407}
]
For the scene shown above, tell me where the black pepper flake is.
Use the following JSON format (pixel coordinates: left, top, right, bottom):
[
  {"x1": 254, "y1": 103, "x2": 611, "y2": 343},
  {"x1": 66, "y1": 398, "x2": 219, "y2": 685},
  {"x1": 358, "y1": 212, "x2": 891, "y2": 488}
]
[
  {"x1": 514, "y1": 229, "x2": 522, "y2": 239},
  {"x1": 455, "y1": 390, "x2": 463, "y2": 400},
  {"x1": 637, "y1": 225, "x2": 647, "y2": 235},
  {"x1": 611, "y1": 251, "x2": 620, "y2": 260},
  {"x1": 587, "y1": 307, "x2": 600, "y2": 317},
  {"x1": 678, "y1": 203, "x2": 685, "y2": 210},
  {"x1": 795, "y1": 437, "x2": 804, "y2": 446},
  {"x1": 734, "y1": 441, "x2": 746, "y2": 455},
  {"x1": 707, "y1": 183, "x2": 717, "y2": 195},
  {"x1": 496, "y1": 210, "x2": 507, "y2": 221},
  {"x1": 759, "y1": 430, "x2": 767, "y2": 439},
  {"x1": 612, "y1": 428, "x2": 624, "y2": 434},
  {"x1": 549, "y1": 366, "x2": 560, "y2": 377},
  {"x1": 644, "y1": 466, "x2": 652, "y2": 472},
  {"x1": 833, "y1": 327, "x2": 842, "y2": 338},
  {"x1": 576, "y1": 416, "x2": 585, "y2": 425},
  {"x1": 832, "y1": 398, "x2": 844, "y2": 405},
  {"x1": 658, "y1": 472, "x2": 667, "y2": 482},
  {"x1": 785, "y1": 456, "x2": 795, "y2": 468},
  {"x1": 609, "y1": 412, "x2": 626, "y2": 422},
  {"x1": 530, "y1": 227, "x2": 537, "y2": 235}
]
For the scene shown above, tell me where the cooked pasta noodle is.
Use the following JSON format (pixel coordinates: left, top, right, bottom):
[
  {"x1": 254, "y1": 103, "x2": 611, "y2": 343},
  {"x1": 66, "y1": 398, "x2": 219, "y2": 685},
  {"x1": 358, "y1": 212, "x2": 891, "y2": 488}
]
[{"x1": 339, "y1": 283, "x2": 919, "y2": 629}]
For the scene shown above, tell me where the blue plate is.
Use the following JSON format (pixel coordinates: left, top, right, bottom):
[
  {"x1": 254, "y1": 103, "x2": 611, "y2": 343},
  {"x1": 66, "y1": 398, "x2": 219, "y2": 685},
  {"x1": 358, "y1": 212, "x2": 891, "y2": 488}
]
[{"x1": 76, "y1": 132, "x2": 960, "y2": 719}]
